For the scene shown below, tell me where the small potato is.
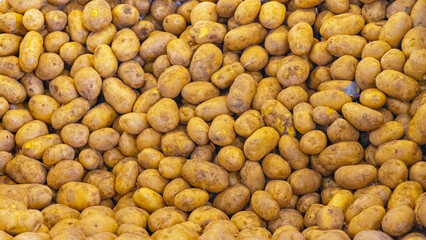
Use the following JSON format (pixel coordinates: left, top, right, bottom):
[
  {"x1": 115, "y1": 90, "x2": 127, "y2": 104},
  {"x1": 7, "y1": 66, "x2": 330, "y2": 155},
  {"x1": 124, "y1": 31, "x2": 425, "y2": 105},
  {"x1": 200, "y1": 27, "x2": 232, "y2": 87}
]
[
  {"x1": 47, "y1": 160, "x2": 84, "y2": 190},
  {"x1": 111, "y1": 4, "x2": 139, "y2": 29},
  {"x1": 382, "y1": 205, "x2": 415, "y2": 237},
  {"x1": 369, "y1": 121, "x2": 404, "y2": 146},
  {"x1": 342, "y1": 103, "x2": 384, "y2": 131},
  {"x1": 244, "y1": 127, "x2": 280, "y2": 161},
  {"x1": 312, "y1": 106, "x2": 339, "y2": 126},
  {"x1": 111, "y1": 30, "x2": 140, "y2": 62},
  {"x1": 378, "y1": 159, "x2": 408, "y2": 189},
  {"x1": 147, "y1": 98, "x2": 179, "y2": 133},
  {"x1": 353, "y1": 230, "x2": 393, "y2": 240},
  {"x1": 208, "y1": 114, "x2": 236, "y2": 147},
  {"x1": 259, "y1": 1, "x2": 285, "y2": 29},
  {"x1": 265, "y1": 27, "x2": 289, "y2": 56},
  {"x1": 376, "y1": 70, "x2": 419, "y2": 101},
  {"x1": 327, "y1": 35, "x2": 366, "y2": 58},
  {"x1": 174, "y1": 188, "x2": 209, "y2": 212},
  {"x1": 316, "y1": 206, "x2": 344, "y2": 230},
  {"x1": 403, "y1": 49, "x2": 426, "y2": 82},
  {"x1": 103, "y1": 77, "x2": 137, "y2": 114},
  {"x1": 287, "y1": 8, "x2": 316, "y2": 29},
  {"x1": 189, "y1": 20, "x2": 226, "y2": 45},
  {"x1": 288, "y1": 169, "x2": 322, "y2": 195},
  {"x1": 234, "y1": 0, "x2": 260, "y2": 25},
  {"x1": 345, "y1": 193, "x2": 383, "y2": 222},
  {"x1": 211, "y1": 62, "x2": 245, "y2": 89},
  {"x1": 217, "y1": 146, "x2": 244, "y2": 172},
  {"x1": 326, "y1": 0, "x2": 349, "y2": 13},
  {"x1": 213, "y1": 184, "x2": 250, "y2": 215},
  {"x1": 82, "y1": 0, "x2": 112, "y2": 32},
  {"x1": 189, "y1": 43, "x2": 222, "y2": 82},
  {"x1": 45, "y1": 10, "x2": 67, "y2": 32},
  {"x1": 161, "y1": 131, "x2": 195, "y2": 157},
  {"x1": 380, "y1": 49, "x2": 406, "y2": 72},
  {"x1": 240, "y1": 161, "x2": 265, "y2": 194},
  {"x1": 374, "y1": 140, "x2": 422, "y2": 166},
  {"x1": 300, "y1": 130, "x2": 327, "y2": 155},
  {"x1": 278, "y1": 135, "x2": 309, "y2": 170},
  {"x1": 309, "y1": 89, "x2": 352, "y2": 112},
  {"x1": 359, "y1": 88, "x2": 386, "y2": 109},
  {"x1": 379, "y1": 12, "x2": 412, "y2": 48},
  {"x1": 347, "y1": 205, "x2": 386, "y2": 238},
  {"x1": 320, "y1": 13, "x2": 365, "y2": 39},
  {"x1": 407, "y1": 104, "x2": 426, "y2": 145},
  {"x1": 67, "y1": 10, "x2": 89, "y2": 44},
  {"x1": 88, "y1": 128, "x2": 120, "y2": 151},
  {"x1": 387, "y1": 181, "x2": 423, "y2": 209},
  {"x1": 224, "y1": 23, "x2": 267, "y2": 51},
  {"x1": 240, "y1": 45, "x2": 268, "y2": 71},
  {"x1": 183, "y1": 159, "x2": 229, "y2": 193},
  {"x1": 2, "y1": 109, "x2": 33, "y2": 132},
  {"x1": 318, "y1": 141, "x2": 364, "y2": 171},
  {"x1": 0, "y1": 34, "x2": 21, "y2": 57},
  {"x1": 261, "y1": 99, "x2": 295, "y2": 136},
  {"x1": 158, "y1": 65, "x2": 191, "y2": 99},
  {"x1": 361, "y1": 0, "x2": 387, "y2": 23},
  {"x1": 234, "y1": 110, "x2": 264, "y2": 138},
  {"x1": 277, "y1": 55, "x2": 310, "y2": 88},
  {"x1": 166, "y1": 39, "x2": 192, "y2": 67},
  {"x1": 86, "y1": 24, "x2": 117, "y2": 53},
  {"x1": 361, "y1": 40, "x2": 391, "y2": 60},
  {"x1": 226, "y1": 73, "x2": 257, "y2": 114},
  {"x1": 310, "y1": 41, "x2": 333, "y2": 66},
  {"x1": 140, "y1": 32, "x2": 177, "y2": 61},
  {"x1": 262, "y1": 153, "x2": 291, "y2": 181},
  {"x1": 293, "y1": 103, "x2": 315, "y2": 134},
  {"x1": 0, "y1": 209, "x2": 43, "y2": 236},
  {"x1": 288, "y1": 22, "x2": 313, "y2": 56},
  {"x1": 117, "y1": 61, "x2": 145, "y2": 89},
  {"x1": 330, "y1": 55, "x2": 358, "y2": 80},
  {"x1": 251, "y1": 191, "x2": 280, "y2": 221},
  {"x1": 0, "y1": 56, "x2": 24, "y2": 80},
  {"x1": 277, "y1": 86, "x2": 308, "y2": 111},
  {"x1": 335, "y1": 164, "x2": 377, "y2": 189},
  {"x1": 0, "y1": 130, "x2": 14, "y2": 152},
  {"x1": 326, "y1": 118, "x2": 359, "y2": 143},
  {"x1": 94, "y1": 44, "x2": 117, "y2": 78},
  {"x1": 265, "y1": 180, "x2": 293, "y2": 209},
  {"x1": 57, "y1": 182, "x2": 101, "y2": 211}
]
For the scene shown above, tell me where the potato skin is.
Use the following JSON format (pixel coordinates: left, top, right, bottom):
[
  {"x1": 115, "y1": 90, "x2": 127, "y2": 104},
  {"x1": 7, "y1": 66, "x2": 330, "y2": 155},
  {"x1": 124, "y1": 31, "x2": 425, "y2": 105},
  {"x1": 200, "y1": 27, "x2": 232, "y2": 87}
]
[
  {"x1": 320, "y1": 13, "x2": 365, "y2": 39},
  {"x1": 56, "y1": 182, "x2": 101, "y2": 211},
  {"x1": 0, "y1": 209, "x2": 43, "y2": 236},
  {"x1": 407, "y1": 104, "x2": 426, "y2": 145},
  {"x1": 376, "y1": 70, "x2": 419, "y2": 101},
  {"x1": 379, "y1": 12, "x2": 412, "y2": 48},
  {"x1": 189, "y1": 43, "x2": 222, "y2": 82},
  {"x1": 224, "y1": 23, "x2": 268, "y2": 50},
  {"x1": 5, "y1": 155, "x2": 46, "y2": 184},
  {"x1": 19, "y1": 31, "x2": 43, "y2": 73},
  {"x1": 213, "y1": 184, "x2": 250, "y2": 215},
  {"x1": 318, "y1": 141, "x2": 364, "y2": 171},
  {"x1": 382, "y1": 205, "x2": 415, "y2": 237},
  {"x1": 244, "y1": 127, "x2": 280, "y2": 161}
]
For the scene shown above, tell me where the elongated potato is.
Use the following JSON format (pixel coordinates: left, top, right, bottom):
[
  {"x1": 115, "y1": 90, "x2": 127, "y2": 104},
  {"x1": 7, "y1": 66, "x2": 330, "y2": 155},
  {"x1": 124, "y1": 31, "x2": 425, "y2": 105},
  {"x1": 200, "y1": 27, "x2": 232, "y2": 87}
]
[
  {"x1": 182, "y1": 159, "x2": 229, "y2": 193},
  {"x1": 0, "y1": 209, "x2": 43, "y2": 235},
  {"x1": 376, "y1": 70, "x2": 419, "y2": 101},
  {"x1": 224, "y1": 23, "x2": 268, "y2": 50},
  {"x1": 51, "y1": 97, "x2": 90, "y2": 130},
  {"x1": 342, "y1": 103, "x2": 384, "y2": 131},
  {"x1": 318, "y1": 141, "x2": 364, "y2": 171},
  {"x1": 244, "y1": 127, "x2": 280, "y2": 161},
  {"x1": 0, "y1": 75, "x2": 26, "y2": 104},
  {"x1": 19, "y1": 31, "x2": 43, "y2": 73}
]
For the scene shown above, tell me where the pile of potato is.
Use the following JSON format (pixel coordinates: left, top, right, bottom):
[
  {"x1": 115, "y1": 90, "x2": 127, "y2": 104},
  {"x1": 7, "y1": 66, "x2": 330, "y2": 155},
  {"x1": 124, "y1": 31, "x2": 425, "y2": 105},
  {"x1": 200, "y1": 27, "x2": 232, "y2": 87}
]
[{"x1": 0, "y1": 0, "x2": 425, "y2": 239}]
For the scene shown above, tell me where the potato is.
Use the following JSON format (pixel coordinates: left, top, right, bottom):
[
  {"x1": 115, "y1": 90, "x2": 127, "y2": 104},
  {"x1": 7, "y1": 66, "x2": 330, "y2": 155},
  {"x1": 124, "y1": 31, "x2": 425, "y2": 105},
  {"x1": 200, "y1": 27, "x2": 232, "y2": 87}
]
[
  {"x1": 278, "y1": 135, "x2": 309, "y2": 170},
  {"x1": 288, "y1": 22, "x2": 313, "y2": 56},
  {"x1": 318, "y1": 141, "x2": 364, "y2": 171},
  {"x1": 347, "y1": 205, "x2": 386, "y2": 238},
  {"x1": 353, "y1": 230, "x2": 393, "y2": 240},
  {"x1": 293, "y1": 103, "x2": 315, "y2": 134},
  {"x1": 359, "y1": 88, "x2": 386, "y2": 109},
  {"x1": 261, "y1": 100, "x2": 295, "y2": 136},
  {"x1": 224, "y1": 23, "x2": 267, "y2": 50},
  {"x1": 361, "y1": 40, "x2": 391, "y2": 60},
  {"x1": 287, "y1": 8, "x2": 316, "y2": 29},
  {"x1": 102, "y1": 77, "x2": 137, "y2": 114},
  {"x1": 18, "y1": 31, "x2": 43, "y2": 73},
  {"x1": 158, "y1": 65, "x2": 191, "y2": 99},
  {"x1": 111, "y1": 4, "x2": 139, "y2": 28},
  {"x1": 259, "y1": 1, "x2": 285, "y2": 29},
  {"x1": 231, "y1": 211, "x2": 266, "y2": 231},
  {"x1": 361, "y1": 0, "x2": 387, "y2": 23},
  {"x1": 148, "y1": 207, "x2": 186, "y2": 233},
  {"x1": 111, "y1": 29, "x2": 140, "y2": 62},
  {"x1": 375, "y1": 70, "x2": 419, "y2": 101},
  {"x1": 251, "y1": 191, "x2": 280, "y2": 221},
  {"x1": 379, "y1": 12, "x2": 412, "y2": 48},
  {"x1": 316, "y1": 205, "x2": 344, "y2": 230},
  {"x1": 47, "y1": 160, "x2": 84, "y2": 190},
  {"x1": 375, "y1": 140, "x2": 422, "y2": 166},
  {"x1": 265, "y1": 27, "x2": 289, "y2": 57},
  {"x1": 211, "y1": 63, "x2": 245, "y2": 90},
  {"x1": 376, "y1": 158, "x2": 409, "y2": 190},
  {"x1": 140, "y1": 32, "x2": 177, "y2": 61},
  {"x1": 309, "y1": 89, "x2": 352, "y2": 112},
  {"x1": 80, "y1": 213, "x2": 118, "y2": 237},
  {"x1": 82, "y1": 0, "x2": 111, "y2": 32},
  {"x1": 326, "y1": 0, "x2": 349, "y2": 13},
  {"x1": 208, "y1": 114, "x2": 235, "y2": 147},
  {"x1": 354, "y1": 185, "x2": 392, "y2": 207},
  {"x1": 0, "y1": 56, "x2": 24, "y2": 80},
  {"x1": 407, "y1": 104, "x2": 426, "y2": 145},
  {"x1": 288, "y1": 169, "x2": 321, "y2": 195},
  {"x1": 45, "y1": 10, "x2": 67, "y2": 32},
  {"x1": 261, "y1": 154, "x2": 291, "y2": 181},
  {"x1": 182, "y1": 159, "x2": 229, "y2": 193},
  {"x1": 369, "y1": 121, "x2": 404, "y2": 146},
  {"x1": 78, "y1": 148, "x2": 103, "y2": 170},
  {"x1": 5, "y1": 154, "x2": 46, "y2": 184},
  {"x1": 387, "y1": 181, "x2": 423, "y2": 209},
  {"x1": 67, "y1": 10, "x2": 89, "y2": 44},
  {"x1": 327, "y1": 35, "x2": 366, "y2": 58},
  {"x1": 300, "y1": 130, "x2": 327, "y2": 155},
  {"x1": 189, "y1": 43, "x2": 222, "y2": 82},
  {"x1": 277, "y1": 55, "x2": 310, "y2": 87},
  {"x1": 320, "y1": 13, "x2": 365, "y2": 39},
  {"x1": 342, "y1": 103, "x2": 384, "y2": 131},
  {"x1": 240, "y1": 161, "x2": 265, "y2": 194},
  {"x1": 335, "y1": 164, "x2": 377, "y2": 189},
  {"x1": 0, "y1": 209, "x2": 43, "y2": 235},
  {"x1": 210, "y1": 184, "x2": 250, "y2": 216},
  {"x1": 326, "y1": 118, "x2": 359, "y2": 143},
  {"x1": 56, "y1": 182, "x2": 101, "y2": 211},
  {"x1": 345, "y1": 193, "x2": 383, "y2": 222},
  {"x1": 382, "y1": 205, "x2": 415, "y2": 237},
  {"x1": 379, "y1": 49, "x2": 406, "y2": 72},
  {"x1": 404, "y1": 49, "x2": 426, "y2": 82},
  {"x1": 41, "y1": 204, "x2": 79, "y2": 229},
  {"x1": 271, "y1": 225, "x2": 304, "y2": 240},
  {"x1": 93, "y1": 44, "x2": 117, "y2": 78}
]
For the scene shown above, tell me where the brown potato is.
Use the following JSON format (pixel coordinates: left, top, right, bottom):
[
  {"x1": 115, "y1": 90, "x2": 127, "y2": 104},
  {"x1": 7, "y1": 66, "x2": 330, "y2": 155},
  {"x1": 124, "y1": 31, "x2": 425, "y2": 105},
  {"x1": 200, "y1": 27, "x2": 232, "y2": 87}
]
[
  {"x1": 318, "y1": 141, "x2": 364, "y2": 171},
  {"x1": 213, "y1": 184, "x2": 250, "y2": 215},
  {"x1": 379, "y1": 12, "x2": 412, "y2": 47},
  {"x1": 279, "y1": 135, "x2": 309, "y2": 170},
  {"x1": 374, "y1": 140, "x2": 422, "y2": 166}
]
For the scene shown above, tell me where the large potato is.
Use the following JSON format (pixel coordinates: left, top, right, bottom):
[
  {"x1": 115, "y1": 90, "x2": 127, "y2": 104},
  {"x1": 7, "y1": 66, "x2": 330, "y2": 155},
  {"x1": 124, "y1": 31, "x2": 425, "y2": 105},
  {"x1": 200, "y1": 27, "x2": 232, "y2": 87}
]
[{"x1": 182, "y1": 160, "x2": 229, "y2": 193}]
